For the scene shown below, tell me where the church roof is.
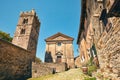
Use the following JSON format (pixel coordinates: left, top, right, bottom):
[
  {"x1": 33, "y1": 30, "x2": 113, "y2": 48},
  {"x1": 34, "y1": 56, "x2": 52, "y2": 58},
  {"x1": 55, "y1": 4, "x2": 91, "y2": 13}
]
[{"x1": 45, "y1": 32, "x2": 74, "y2": 42}]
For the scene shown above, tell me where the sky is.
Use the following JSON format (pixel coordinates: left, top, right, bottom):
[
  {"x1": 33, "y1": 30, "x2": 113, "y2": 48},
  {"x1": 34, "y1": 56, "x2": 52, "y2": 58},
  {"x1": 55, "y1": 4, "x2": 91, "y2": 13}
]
[{"x1": 0, "y1": 0, "x2": 81, "y2": 62}]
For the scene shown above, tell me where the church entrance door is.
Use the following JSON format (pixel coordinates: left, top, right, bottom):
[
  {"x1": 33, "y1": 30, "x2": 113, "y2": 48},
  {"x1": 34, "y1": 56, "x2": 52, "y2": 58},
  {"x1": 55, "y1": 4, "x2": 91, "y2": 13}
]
[{"x1": 57, "y1": 56, "x2": 61, "y2": 63}]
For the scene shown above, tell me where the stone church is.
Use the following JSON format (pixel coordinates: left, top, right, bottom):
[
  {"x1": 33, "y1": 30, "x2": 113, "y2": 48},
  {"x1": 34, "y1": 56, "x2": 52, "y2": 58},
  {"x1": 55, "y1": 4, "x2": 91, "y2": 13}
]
[{"x1": 45, "y1": 32, "x2": 75, "y2": 68}]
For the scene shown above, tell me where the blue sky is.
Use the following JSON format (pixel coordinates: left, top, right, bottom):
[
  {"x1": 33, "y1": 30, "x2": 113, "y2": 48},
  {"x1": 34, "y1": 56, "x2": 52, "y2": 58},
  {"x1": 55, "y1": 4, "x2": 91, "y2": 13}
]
[{"x1": 0, "y1": 0, "x2": 81, "y2": 61}]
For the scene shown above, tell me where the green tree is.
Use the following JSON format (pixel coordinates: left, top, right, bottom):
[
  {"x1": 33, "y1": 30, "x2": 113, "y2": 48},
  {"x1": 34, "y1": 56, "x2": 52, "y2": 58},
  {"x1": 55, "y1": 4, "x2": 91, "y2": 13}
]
[{"x1": 0, "y1": 30, "x2": 13, "y2": 42}]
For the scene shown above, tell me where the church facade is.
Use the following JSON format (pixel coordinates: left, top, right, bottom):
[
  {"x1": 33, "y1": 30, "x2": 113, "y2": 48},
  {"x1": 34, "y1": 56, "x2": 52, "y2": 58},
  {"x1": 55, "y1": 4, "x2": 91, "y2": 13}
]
[{"x1": 45, "y1": 32, "x2": 75, "y2": 68}]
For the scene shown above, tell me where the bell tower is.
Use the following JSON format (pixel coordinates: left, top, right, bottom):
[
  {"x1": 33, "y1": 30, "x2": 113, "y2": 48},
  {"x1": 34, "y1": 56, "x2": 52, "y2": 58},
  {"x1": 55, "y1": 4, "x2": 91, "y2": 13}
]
[{"x1": 12, "y1": 9, "x2": 40, "y2": 60}]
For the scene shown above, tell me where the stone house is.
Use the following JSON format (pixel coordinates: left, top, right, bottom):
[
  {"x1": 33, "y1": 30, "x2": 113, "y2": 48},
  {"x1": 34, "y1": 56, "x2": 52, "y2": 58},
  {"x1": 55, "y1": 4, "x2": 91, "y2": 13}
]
[
  {"x1": 77, "y1": 0, "x2": 120, "y2": 79},
  {"x1": 45, "y1": 32, "x2": 75, "y2": 69}
]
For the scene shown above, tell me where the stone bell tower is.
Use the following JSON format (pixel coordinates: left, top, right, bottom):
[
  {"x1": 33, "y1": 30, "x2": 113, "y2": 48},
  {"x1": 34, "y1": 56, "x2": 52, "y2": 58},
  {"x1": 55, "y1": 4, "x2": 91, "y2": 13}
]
[{"x1": 12, "y1": 9, "x2": 40, "y2": 60}]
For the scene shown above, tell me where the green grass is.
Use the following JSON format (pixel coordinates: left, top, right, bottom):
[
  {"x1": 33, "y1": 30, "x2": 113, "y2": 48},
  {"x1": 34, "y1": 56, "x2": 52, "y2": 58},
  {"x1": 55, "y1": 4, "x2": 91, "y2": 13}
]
[
  {"x1": 84, "y1": 77, "x2": 96, "y2": 80},
  {"x1": 28, "y1": 68, "x2": 91, "y2": 80}
]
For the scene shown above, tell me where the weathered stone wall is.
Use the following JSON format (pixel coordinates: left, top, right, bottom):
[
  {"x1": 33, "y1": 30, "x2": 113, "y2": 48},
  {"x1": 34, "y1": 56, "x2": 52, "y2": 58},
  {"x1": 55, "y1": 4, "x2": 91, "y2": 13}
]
[
  {"x1": 77, "y1": 0, "x2": 120, "y2": 79},
  {"x1": 32, "y1": 62, "x2": 52, "y2": 78},
  {"x1": 74, "y1": 56, "x2": 81, "y2": 68},
  {"x1": 0, "y1": 39, "x2": 32, "y2": 80},
  {"x1": 96, "y1": 18, "x2": 120, "y2": 80},
  {"x1": 45, "y1": 63, "x2": 67, "y2": 72},
  {"x1": 32, "y1": 62, "x2": 67, "y2": 78}
]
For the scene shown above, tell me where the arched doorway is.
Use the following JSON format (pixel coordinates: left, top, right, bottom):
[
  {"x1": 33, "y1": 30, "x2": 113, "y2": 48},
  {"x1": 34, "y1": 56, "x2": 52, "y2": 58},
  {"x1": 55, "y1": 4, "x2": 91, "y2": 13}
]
[
  {"x1": 56, "y1": 52, "x2": 63, "y2": 63},
  {"x1": 57, "y1": 55, "x2": 62, "y2": 63}
]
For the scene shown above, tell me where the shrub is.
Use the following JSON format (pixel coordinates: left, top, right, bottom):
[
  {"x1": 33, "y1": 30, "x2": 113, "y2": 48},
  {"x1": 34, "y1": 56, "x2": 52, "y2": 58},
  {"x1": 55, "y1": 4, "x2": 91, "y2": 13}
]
[
  {"x1": 86, "y1": 57, "x2": 97, "y2": 76},
  {"x1": 88, "y1": 65, "x2": 97, "y2": 76}
]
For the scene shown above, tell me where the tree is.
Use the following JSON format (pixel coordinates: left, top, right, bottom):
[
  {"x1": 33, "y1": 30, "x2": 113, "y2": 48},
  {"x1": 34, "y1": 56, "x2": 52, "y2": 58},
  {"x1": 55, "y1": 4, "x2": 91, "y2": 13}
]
[{"x1": 0, "y1": 30, "x2": 13, "y2": 42}]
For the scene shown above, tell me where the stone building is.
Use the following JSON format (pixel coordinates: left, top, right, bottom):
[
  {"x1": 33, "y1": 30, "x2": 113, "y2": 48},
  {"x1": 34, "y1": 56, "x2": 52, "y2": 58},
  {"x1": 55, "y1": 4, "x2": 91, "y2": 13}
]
[
  {"x1": 77, "y1": 0, "x2": 120, "y2": 80},
  {"x1": 0, "y1": 10, "x2": 40, "y2": 80},
  {"x1": 45, "y1": 32, "x2": 75, "y2": 68},
  {"x1": 74, "y1": 56, "x2": 81, "y2": 68},
  {"x1": 12, "y1": 9, "x2": 40, "y2": 60}
]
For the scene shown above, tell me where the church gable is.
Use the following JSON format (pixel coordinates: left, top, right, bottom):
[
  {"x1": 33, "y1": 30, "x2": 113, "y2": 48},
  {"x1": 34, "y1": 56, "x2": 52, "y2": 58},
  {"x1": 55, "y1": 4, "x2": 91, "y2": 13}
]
[
  {"x1": 53, "y1": 36, "x2": 69, "y2": 41},
  {"x1": 45, "y1": 32, "x2": 74, "y2": 41}
]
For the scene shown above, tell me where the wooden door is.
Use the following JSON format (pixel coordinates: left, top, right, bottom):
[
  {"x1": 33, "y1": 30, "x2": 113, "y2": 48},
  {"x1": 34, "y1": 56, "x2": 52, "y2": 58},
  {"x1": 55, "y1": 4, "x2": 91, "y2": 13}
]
[{"x1": 57, "y1": 56, "x2": 61, "y2": 63}]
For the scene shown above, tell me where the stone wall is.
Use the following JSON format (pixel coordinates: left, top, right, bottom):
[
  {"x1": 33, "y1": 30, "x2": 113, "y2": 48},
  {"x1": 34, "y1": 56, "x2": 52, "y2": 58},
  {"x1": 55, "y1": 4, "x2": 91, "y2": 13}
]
[
  {"x1": 45, "y1": 63, "x2": 67, "y2": 72},
  {"x1": 95, "y1": 18, "x2": 120, "y2": 80},
  {"x1": 74, "y1": 56, "x2": 81, "y2": 68},
  {"x1": 32, "y1": 62, "x2": 67, "y2": 78},
  {"x1": 77, "y1": 0, "x2": 120, "y2": 79},
  {"x1": 0, "y1": 39, "x2": 32, "y2": 80},
  {"x1": 32, "y1": 62, "x2": 52, "y2": 78}
]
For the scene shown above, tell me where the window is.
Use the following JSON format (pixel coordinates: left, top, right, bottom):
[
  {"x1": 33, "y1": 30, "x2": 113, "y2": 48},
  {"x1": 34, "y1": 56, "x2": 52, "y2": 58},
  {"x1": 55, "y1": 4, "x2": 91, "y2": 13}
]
[
  {"x1": 57, "y1": 42, "x2": 61, "y2": 46},
  {"x1": 20, "y1": 29, "x2": 25, "y2": 34},
  {"x1": 23, "y1": 18, "x2": 28, "y2": 24}
]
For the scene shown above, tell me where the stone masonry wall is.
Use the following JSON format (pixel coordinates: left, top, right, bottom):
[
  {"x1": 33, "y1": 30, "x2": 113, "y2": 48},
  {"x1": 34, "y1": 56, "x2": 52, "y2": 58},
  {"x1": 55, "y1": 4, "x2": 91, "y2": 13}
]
[
  {"x1": 78, "y1": 0, "x2": 120, "y2": 80},
  {"x1": 32, "y1": 62, "x2": 52, "y2": 78},
  {"x1": 32, "y1": 62, "x2": 67, "y2": 78},
  {"x1": 96, "y1": 18, "x2": 120, "y2": 80},
  {"x1": 0, "y1": 39, "x2": 32, "y2": 80},
  {"x1": 45, "y1": 63, "x2": 67, "y2": 72},
  {"x1": 74, "y1": 56, "x2": 81, "y2": 68}
]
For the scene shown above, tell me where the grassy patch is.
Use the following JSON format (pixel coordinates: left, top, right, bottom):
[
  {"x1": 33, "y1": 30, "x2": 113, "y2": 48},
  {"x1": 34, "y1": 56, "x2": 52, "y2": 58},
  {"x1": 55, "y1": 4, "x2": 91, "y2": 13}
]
[
  {"x1": 28, "y1": 68, "x2": 91, "y2": 80},
  {"x1": 28, "y1": 74, "x2": 54, "y2": 80},
  {"x1": 84, "y1": 77, "x2": 96, "y2": 80}
]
